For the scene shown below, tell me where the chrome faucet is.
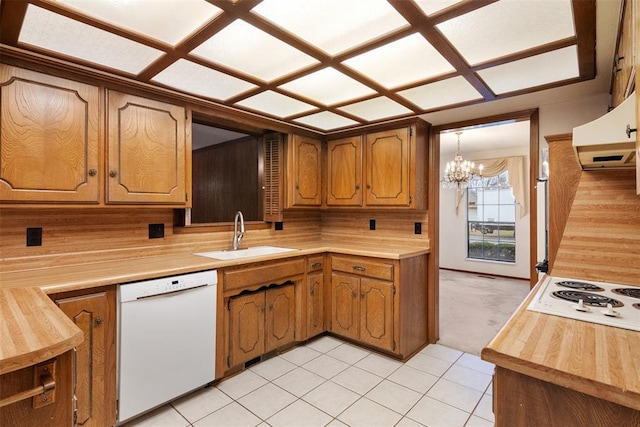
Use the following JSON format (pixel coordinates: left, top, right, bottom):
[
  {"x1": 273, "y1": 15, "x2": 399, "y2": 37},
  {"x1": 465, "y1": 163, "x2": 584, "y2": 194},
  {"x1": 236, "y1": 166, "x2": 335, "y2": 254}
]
[{"x1": 232, "y1": 210, "x2": 245, "y2": 250}]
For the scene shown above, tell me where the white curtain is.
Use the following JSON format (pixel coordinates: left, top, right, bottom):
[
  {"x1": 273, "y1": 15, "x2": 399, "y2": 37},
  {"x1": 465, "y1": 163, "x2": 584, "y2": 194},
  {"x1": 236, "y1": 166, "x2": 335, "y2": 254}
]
[{"x1": 455, "y1": 155, "x2": 528, "y2": 218}]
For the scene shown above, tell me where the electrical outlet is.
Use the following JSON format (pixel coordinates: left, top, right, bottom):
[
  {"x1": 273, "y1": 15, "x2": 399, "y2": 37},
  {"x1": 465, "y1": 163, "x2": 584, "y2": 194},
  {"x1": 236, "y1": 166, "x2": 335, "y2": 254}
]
[
  {"x1": 369, "y1": 219, "x2": 376, "y2": 230},
  {"x1": 414, "y1": 222, "x2": 422, "y2": 234},
  {"x1": 27, "y1": 227, "x2": 42, "y2": 246},
  {"x1": 275, "y1": 222, "x2": 284, "y2": 231},
  {"x1": 148, "y1": 223, "x2": 164, "y2": 239}
]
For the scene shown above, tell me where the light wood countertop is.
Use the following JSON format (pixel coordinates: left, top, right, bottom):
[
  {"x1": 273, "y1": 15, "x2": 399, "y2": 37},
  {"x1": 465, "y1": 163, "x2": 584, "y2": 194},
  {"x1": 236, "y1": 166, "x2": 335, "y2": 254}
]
[
  {"x1": 0, "y1": 287, "x2": 83, "y2": 375},
  {"x1": 0, "y1": 241, "x2": 429, "y2": 294},
  {"x1": 482, "y1": 281, "x2": 640, "y2": 411}
]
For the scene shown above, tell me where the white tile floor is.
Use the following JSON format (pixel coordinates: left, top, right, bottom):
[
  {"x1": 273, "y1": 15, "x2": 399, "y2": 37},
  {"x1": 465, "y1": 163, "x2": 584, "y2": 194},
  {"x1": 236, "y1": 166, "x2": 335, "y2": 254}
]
[{"x1": 122, "y1": 336, "x2": 495, "y2": 427}]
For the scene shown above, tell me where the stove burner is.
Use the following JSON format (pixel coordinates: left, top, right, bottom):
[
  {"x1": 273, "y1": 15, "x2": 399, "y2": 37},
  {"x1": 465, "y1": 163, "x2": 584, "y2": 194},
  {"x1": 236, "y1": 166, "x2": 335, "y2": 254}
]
[
  {"x1": 555, "y1": 281, "x2": 604, "y2": 291},
  {"x1": 634, "y1": 303, "x2": 640, "y2": 311},
  {"x1": 551, "y1": 290, "x2": 624, "y2": 308},
  {"x1": 612, "y1": 288, "x2": 640, "y2": 300}
]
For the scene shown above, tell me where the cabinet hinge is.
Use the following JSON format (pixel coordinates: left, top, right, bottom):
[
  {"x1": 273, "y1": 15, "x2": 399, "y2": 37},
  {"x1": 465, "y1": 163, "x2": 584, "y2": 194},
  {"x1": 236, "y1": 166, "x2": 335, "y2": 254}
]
[
  {"x1": 409, "y1": 127, "x2": 413, "y2": 137},
  {"x1": 227, "y1": 356, "x2": 231, "y2": 367},
  {"x1": 185, "y1": 192, "x2": 188, "y2": 201},
  {"x1": 227, "y1": 299, "x2": 231, "y2": 310},
  {"x1": 393, "y1": 286, "x2": 396, "y2": 295},
  {"x1": 392, "y1": 341, "x2": 396, "y2": 351}
]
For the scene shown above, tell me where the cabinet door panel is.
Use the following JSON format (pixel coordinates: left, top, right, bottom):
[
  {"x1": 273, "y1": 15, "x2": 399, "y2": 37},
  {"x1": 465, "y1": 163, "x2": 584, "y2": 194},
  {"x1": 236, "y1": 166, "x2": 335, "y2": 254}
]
[
  {"x1": 229, "y1": 292, "x2": 265, "y2": 367},
  {"x1": 0, "y1": 65, "x2": 100, "y2": 203},
  {"x1": 359, "y1": 279, "x2": 394, "y2": 351},
  {"x1": 56, "y1": 289, "x2": 116, "y2": 427},
  {"x1": 365, "y1": 128, "x2": 410, "y2": 206},
  {"x1": 327, "y1": 136, "x2": 362, "y2": 206},
  {"x1": 107, "y1": 91, "x2": 186, "y2": 204},
  {"x1": 330, "y1": 273, "x2": 359, "y2": 341},
  {"x1": 307, "y1": 271, "x2": 324, "y2": 338},
  {"x1": 265, "y1": 285, "x2": 296, "y2": 352},
  {"x1": 288, "y1": 135, "x2": 322, "y2": 206}
]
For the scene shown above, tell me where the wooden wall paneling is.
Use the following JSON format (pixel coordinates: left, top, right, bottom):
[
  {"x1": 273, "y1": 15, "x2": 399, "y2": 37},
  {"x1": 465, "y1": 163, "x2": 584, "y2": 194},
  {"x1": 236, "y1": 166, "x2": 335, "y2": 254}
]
[
  {"x1": 545, "y1": 135, "x2": 582, "y2": 272},
  {"x1": 552, "y1": 169, "x2": 640, "y2": 285},
  {"x1": 397, "y1": 255, "x2": 428, "y2": 357},
  {"x1": 191, "y1": 137, "x2": 260, "y2": 223}
]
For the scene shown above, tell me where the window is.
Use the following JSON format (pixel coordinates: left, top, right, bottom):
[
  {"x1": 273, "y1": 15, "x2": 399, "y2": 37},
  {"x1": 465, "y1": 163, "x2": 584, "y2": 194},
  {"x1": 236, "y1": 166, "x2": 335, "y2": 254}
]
[{"x1": 467, "y1": 171, "x2": 516, "y2": 262}]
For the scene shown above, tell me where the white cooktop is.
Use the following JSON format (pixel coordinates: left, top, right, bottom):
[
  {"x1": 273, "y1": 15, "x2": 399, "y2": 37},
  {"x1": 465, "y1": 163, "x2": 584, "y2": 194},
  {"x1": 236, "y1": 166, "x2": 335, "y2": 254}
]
[{"x1": 527, "y1": 276, "x2": 640, "y2": 332}]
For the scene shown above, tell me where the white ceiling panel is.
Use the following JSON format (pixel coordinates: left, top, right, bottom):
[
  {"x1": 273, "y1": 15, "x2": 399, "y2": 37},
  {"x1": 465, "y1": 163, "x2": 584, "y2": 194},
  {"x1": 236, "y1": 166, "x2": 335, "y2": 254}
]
[
  {"x1": 478, "y1": 46, "x2": 580, "y2": 95},
  {"x1": 190, "y1": 20, "x2": 319, "y2": 82},
  {"x1": 338, "y1": 97, "x2": 412, "y2": 122},
  {"x1": 19, "y1": 5, "x2": 164, "y2": 75},
  {"x1": 294, "y1": 111, "x2": 359, "y2": 131},
  {"x1": 152, "y1": 59, "x2": 257, "y2": 101},
  {"x1": 50, "y1": 0, "x2": 222, "y2": 46},
  {"x1": 235, "y1": 91, "x2": 317, "y2": 118},
  {"x1": 343, "y1": 33, "x2": 455, "y2": 89},
  {"x1": 279, "y1": 68, "x2": 376, "y2": 106},
  {"x1": 437, "y1": 0, "x2": 575, "y2": 65},
  {"x1": 251, "y1": 0, "x2": 409, "y2": 55},
  {"x1": 398, "y1": 76, "x2": 483, "y2": 110}
]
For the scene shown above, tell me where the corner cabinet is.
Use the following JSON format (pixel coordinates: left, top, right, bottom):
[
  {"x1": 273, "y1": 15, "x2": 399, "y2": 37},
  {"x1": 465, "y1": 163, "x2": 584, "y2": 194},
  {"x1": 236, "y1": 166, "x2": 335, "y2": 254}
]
[
  {"x1": 0, "y1": 64, "x2": 100, "y2": 203},
  {"x1": 286, "y1": 134, "x2": 322, "y2": 208},
  {"x1": 326, "y1": 121, "x2": 428, "y2": 209},
  {"x1": 329, "y1": 254, "x2": 428, "y2": 358},
  {"x1": 52, "y1": 287, "x2": 117, "y2": 427},
  {"x1": 106, "y1": 91, "x2": 188, "y2": 205}
]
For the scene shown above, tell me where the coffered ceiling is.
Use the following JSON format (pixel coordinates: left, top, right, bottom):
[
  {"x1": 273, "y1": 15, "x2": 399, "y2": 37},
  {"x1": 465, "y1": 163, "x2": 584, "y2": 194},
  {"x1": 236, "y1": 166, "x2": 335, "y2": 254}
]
[{"x1": 0, "y1": 0, "x2": 598, "y2": 133}]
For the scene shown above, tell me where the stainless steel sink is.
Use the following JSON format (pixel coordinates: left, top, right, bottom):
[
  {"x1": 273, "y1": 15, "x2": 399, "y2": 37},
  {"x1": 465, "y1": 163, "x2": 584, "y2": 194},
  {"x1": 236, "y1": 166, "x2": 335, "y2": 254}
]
[{"x1": 193, "y1": 245, "x2": 298, "y2": 260}]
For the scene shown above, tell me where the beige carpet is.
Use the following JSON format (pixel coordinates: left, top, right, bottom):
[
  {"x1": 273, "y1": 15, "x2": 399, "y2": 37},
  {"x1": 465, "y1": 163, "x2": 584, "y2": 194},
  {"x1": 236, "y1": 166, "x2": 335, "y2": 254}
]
[{"x1": 437, "y1": 269, "x2": 531, "y2": 355}]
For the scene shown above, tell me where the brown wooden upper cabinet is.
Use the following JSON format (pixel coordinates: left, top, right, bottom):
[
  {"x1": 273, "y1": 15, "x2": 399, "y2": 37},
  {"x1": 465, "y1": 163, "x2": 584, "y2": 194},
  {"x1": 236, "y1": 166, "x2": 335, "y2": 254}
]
[
  {"x1": 0, "y1": 65, "x2": 190, "y2": 207},
  {"x1": 0, "y1": 64, "x2": 100, "y2": 203},
  {"x1": 327, "y1": 123, "x2": 427, "y2": 209},
  {"x1": 286, "y1": 134, "x2": 322, "y2": 207},
  {"x1": 611, "y1": 0, "x2": 635, "y2": 108},
  {"x1": 107, "y1": 91, "x2": 188, "y2": 205}
]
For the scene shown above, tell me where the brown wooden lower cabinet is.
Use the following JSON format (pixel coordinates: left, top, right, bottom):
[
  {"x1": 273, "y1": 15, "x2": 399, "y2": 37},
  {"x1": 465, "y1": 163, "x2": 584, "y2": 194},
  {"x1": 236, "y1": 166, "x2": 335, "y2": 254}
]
[
  {"x1": 306, "y1": 266, "x2": 324, "y2": 339},
  {"x1": 329, "y1": 254, "x2": 427, "y2": 358},
  {"x1": 493, "y1": 367, "x2": 640, "y2": 426},
  {"x1": 53, "y1": 287, "x2": 117, "y2": 427},
  {"x1": 0, "y1": 351, "x2": 74, "y2": 426},
  {"x1": 228, "y1": 284, "x2": 296, "y2": 368}
]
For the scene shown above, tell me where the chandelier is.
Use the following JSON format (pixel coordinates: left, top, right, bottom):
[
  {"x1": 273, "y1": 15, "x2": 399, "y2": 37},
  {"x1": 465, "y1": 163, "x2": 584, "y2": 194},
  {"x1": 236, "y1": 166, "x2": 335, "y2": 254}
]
[{"x1": 441, "y1": 131, "x2": 482, "y2": 189}]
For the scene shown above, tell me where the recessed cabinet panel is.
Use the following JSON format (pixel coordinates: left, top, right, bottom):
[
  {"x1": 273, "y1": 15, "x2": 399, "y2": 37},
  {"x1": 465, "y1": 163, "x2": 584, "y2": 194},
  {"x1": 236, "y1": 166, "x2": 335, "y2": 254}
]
[
  {"x1": 359, "y1": 279, "x2": 393, "y2": 350},
  {"x1": 365, "y1": 128, "x2": 410, "y2": 206},
  {"x1": 107, "y1": 91, "x2": 187, "y2": 204},
  {"x1": 265, "y1": 285, "x2": 296, "y2": 353},
  {"x1": 229, "y1": 292, "x2": 265, "y2": 367},
  {"x1": 288, "y1": 134, "x2": 322, "y2": 207},
  {"x1": 327, "y1": 136, "x2": 362, "y2": 206},
  {"x1": 330, "y1": 272, "x2": 360, "y2": 341},
  {"x1": 0, "y1": 65, "x2": 100, "y2": 203}
]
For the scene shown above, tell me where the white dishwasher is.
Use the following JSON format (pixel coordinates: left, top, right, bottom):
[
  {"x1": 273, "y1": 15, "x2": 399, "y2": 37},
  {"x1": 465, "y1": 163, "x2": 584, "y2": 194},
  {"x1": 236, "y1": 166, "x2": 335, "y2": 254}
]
[{"x1": 118, "y1": 270, "x2": 217, "y2": 423}]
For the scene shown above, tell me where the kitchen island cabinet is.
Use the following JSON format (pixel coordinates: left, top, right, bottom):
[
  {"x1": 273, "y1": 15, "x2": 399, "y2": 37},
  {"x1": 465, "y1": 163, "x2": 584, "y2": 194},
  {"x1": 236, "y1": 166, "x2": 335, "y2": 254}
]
[
  {"x1": 52, "y1": 287, "x2": 117, "y2": 427},
  {"x1": 482, "y1": 282, "x2": 640, "y2": 426}
]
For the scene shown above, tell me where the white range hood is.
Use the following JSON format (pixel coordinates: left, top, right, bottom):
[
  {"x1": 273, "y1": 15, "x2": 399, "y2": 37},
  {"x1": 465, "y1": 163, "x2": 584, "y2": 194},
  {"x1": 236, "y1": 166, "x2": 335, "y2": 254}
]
[{"x1": 572, "y1": 93, "x2": 637, "y2": 169}]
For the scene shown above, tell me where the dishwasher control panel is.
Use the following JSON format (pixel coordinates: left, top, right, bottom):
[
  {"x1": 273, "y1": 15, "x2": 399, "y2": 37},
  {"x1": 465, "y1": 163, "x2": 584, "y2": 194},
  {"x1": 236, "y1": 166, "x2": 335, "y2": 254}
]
[{"x1": 120, "y1": 270, "x2": 218, "y2": 302}]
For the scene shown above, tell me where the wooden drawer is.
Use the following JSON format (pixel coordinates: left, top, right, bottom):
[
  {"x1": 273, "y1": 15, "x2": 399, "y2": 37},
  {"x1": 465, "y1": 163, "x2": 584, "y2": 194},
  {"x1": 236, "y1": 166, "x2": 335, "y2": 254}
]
[
  {"x1": 307, "y1": 256, "x2": 324, "y2": 272},
  {"x1": 331, "y1": 255, "x2": 393, "y2": 281},
  {"x1": 223, "y1": 259, "x2": 305, "y2": 292}
]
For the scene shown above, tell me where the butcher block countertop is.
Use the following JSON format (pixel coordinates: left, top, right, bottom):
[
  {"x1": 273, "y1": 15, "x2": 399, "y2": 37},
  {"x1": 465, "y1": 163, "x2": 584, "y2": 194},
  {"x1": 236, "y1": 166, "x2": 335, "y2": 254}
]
[
  {"x1": 0, "y1": 287, "x2": 83, "y2": 375},
  {"x1": 482, "y1": 281, "x2": 640, "y2": 411},
  {"x1": 0, "y1": 241, "x2": 428, "y2": 294},
  {"x1": 0, "y1": 241, "x2": 427, "y2": 373}
]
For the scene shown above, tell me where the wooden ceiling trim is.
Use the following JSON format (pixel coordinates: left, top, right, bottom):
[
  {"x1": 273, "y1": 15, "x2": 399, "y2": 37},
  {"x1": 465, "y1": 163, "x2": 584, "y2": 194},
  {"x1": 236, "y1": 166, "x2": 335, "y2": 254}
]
[
  {"x1": 0, "y1": 1, "x2": 28, "y2": 45},
  {"x1": 572, "y1": 0, "x2": 597, "y2": 79},
  {"x1": 470, "y1": 38, "x2": 578, "y2": 72},
  {"x1": 424, "y1": 0, "x2": 500, "y2": 26}
]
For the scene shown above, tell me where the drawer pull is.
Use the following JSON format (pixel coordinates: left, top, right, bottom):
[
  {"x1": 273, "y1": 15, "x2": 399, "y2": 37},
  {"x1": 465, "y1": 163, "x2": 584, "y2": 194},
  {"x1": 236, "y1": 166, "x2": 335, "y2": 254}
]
[
  {"x1": 353, "y1": 266, "x2": 366, "y2": 272},
  {"x1": 311, "y1": 262, "x2": 322, "y2": 268},
  {"x1": 0, "y1": 366, "x2": 55, "y2": 408}
]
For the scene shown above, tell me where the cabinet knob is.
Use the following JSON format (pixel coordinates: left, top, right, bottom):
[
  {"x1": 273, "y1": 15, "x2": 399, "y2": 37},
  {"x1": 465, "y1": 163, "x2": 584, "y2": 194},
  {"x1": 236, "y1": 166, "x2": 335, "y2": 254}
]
[
  {"x1": 355, "y1": 185, "x2": 360, "y2": 190},
  {"x1": 109, "y1": 170, "x2": 118, "y2": 178},
  {"x1": 366, "y1": 184, "x2": 371, "y2": 189},
  {"x1": 352, "y1": 290, "x2": 357, "y2": 297},
  {"x1": 360, "y1": 291, "x2": 365, "y2": 298},
  {"x1": 95, "y1": 317, "x2": 104, "y2": 326},
  {"x1": 310, "y1": 287, "x2": 315, "y2": 295},
  {"x1": 88, "y1": 169, "x2": 97, "y2": 177},
  {"x1": 269, "y1": 303, "x2": 273, "y2": 311}
]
